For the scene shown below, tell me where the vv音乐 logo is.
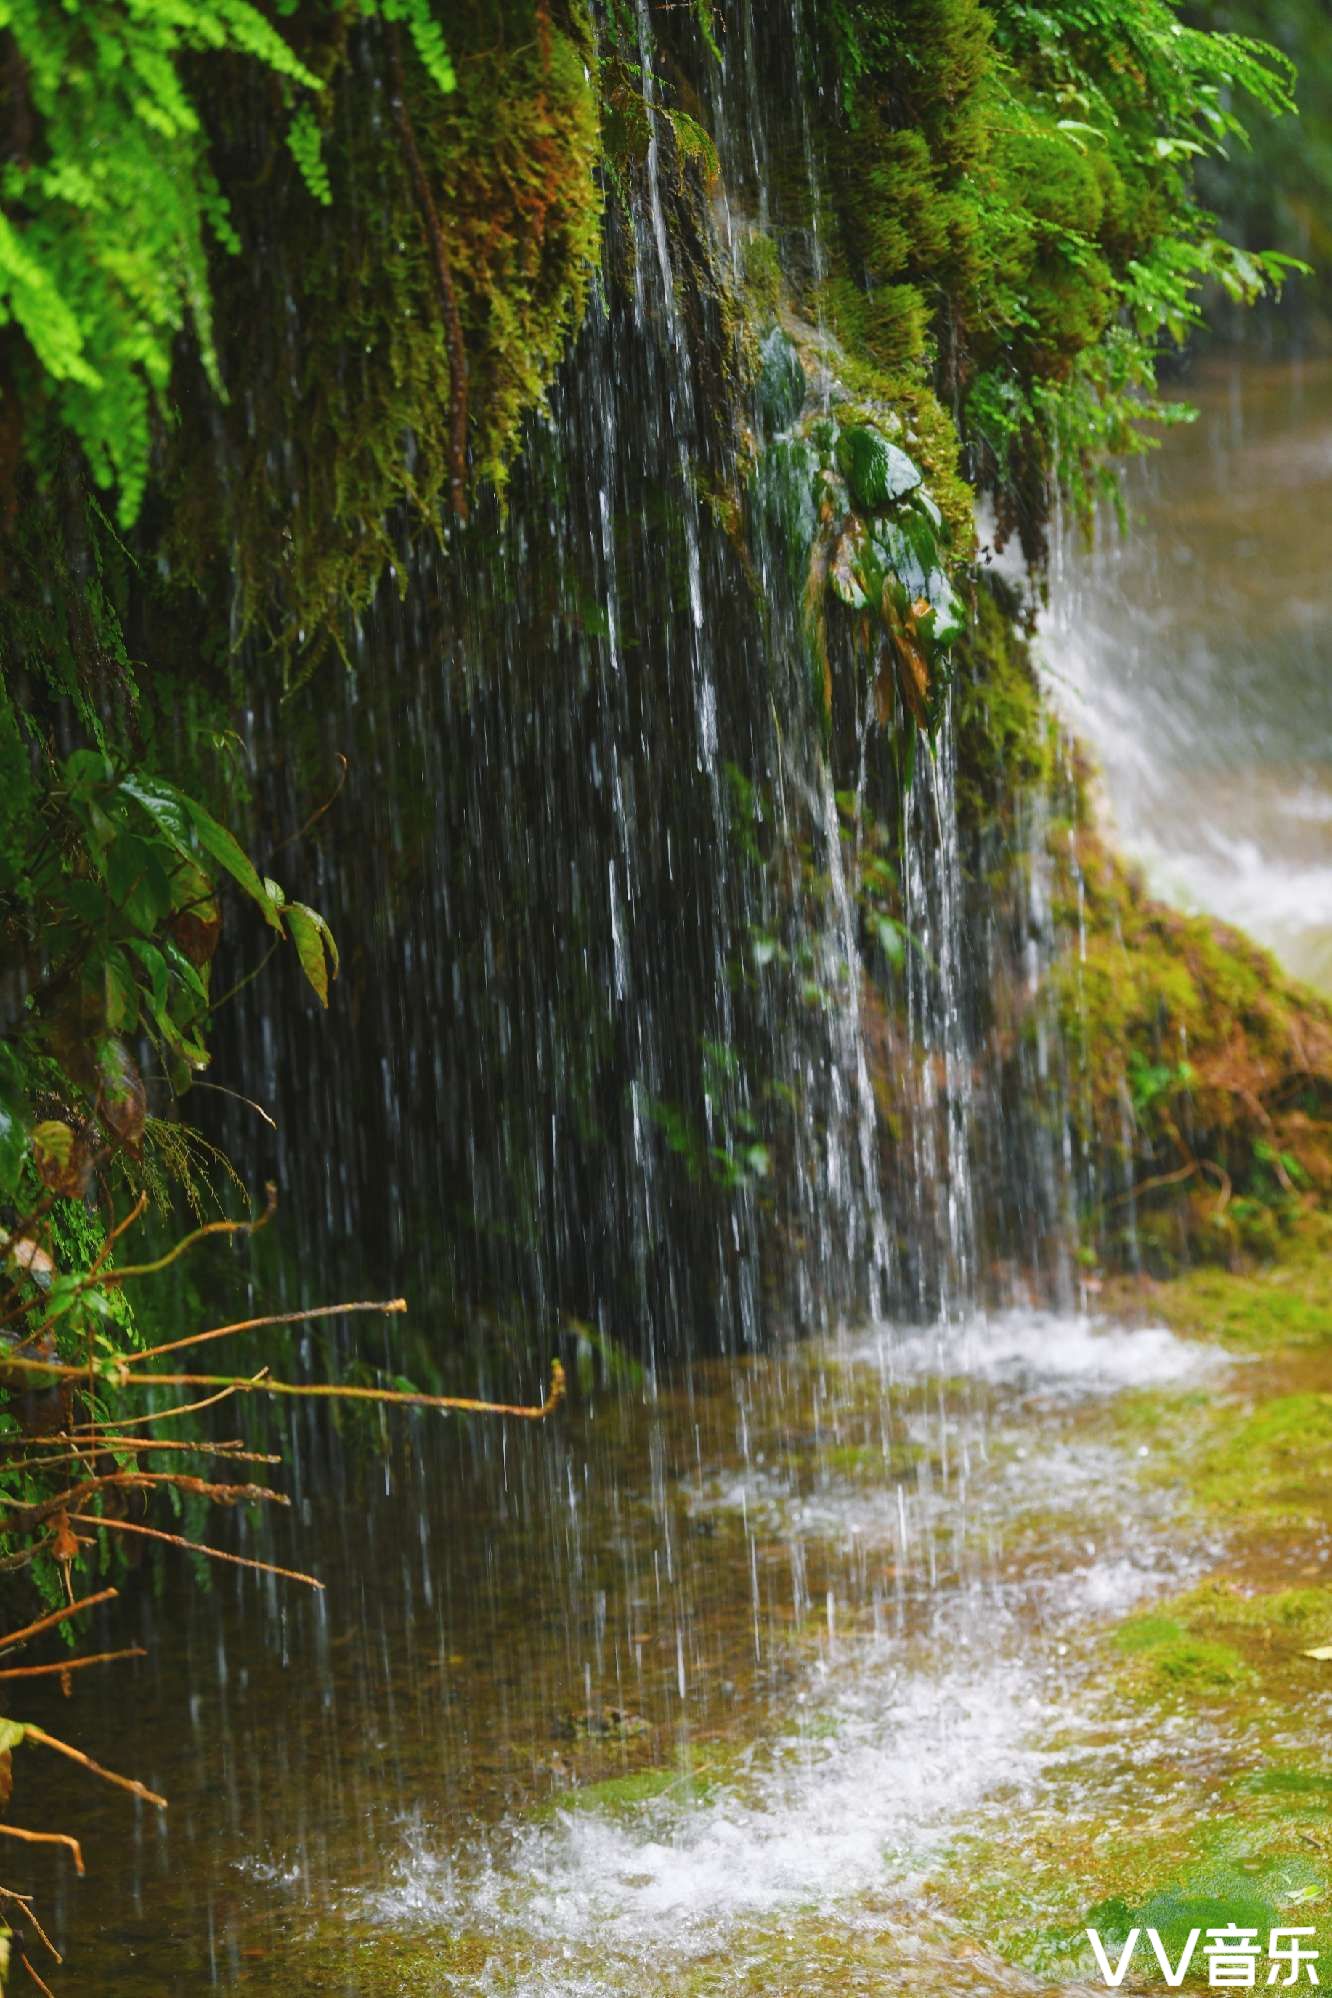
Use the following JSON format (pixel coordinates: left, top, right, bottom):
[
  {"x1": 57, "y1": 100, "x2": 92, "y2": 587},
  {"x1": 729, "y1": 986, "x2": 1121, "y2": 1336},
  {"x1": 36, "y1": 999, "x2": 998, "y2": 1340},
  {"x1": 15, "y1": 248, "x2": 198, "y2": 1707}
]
[{"x1": 1087, "y1": 1924, "x2": 1319, "y2": 1988}]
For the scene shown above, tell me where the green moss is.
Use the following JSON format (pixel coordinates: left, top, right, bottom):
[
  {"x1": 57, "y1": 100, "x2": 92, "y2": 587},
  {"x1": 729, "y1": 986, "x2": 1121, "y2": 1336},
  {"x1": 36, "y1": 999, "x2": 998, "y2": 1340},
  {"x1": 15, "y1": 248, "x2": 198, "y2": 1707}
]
[
  {"x1": 1112, "y1": 1615, "x2": 1256, "y2": 1700},
  {"x1": 953, "y1": 579, "x2": 1057, "y2": 829},
  {"x1": 167, "y1": 2, "x2": 603, "y2": 669},
  {"x1": 741, "y1": 232, "x2": 783, "y2": 321},
  {"x1": 545, "y1": 1764, "x2": 714, "y2": 1815},
  {"x1": 1191, "y1": 1394, "x2": 1332, "y2": 1523},
  {"x1": 1120, "y1": 1217, "x2": 1332, "y2": 1351},
  {"x1": 951, "y1": 587, "x2": 1332, "y2": 1273}
]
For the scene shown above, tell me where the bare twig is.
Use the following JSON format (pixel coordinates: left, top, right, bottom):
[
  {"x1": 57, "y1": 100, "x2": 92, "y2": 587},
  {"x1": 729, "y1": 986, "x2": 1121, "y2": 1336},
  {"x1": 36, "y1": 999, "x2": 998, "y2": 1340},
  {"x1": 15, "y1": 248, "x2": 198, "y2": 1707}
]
[
  {"x1": 69, "y1": 1373, "x2": 270, "y2": 1432},
  {"x1": 67, "y1": 1514, "x2": 324, "y2": 1592},
  {"x1": 19, "y1": 1726, "x2": 167, "y2": 1810},
  {"x1": 270, "y1": 751, "x2": 349, "y2": 857},
  {"x1": 0, "y1": 1829, "x2": 83, "y2": 1875},
  {"x1": 84, "y1": 1181, "x2": 277, "y2": 1288},
  {"x1": 128, "y1": 1358, "x2": 567, "y2": 1420},
  {"x1": 20, "y1": 1951, "x2": 57, "y2": 1996},
  {"x1": 171, "y1": 1082, "x2": 277, "y2": 1132},
  {"x1": 6, "y1": 1185, "x2": 279, "y2": 1346},
  {"x1": 5, "y1": 1471, "x2": 289, "y2": 1528},
  {"x1": 0, "y1": 1354, "x2": 567, "y2": 1426},
  {"x1": 131, "y1": 1296, "x2": 407, "y2": 1364},
  {"x1": 0, "y1": 1592, "x2": 116, "y2": 1659},
  {"x1": 0, "y1": 1649, "x2": 145, "y2": 1683},
  {"x1": 0, "y1": 1887, "x2": 58, "y2": 1963},
  {"x1": 4, "y1": 1438, "x2": 279, "y2": 1473},
  {"x1": 84, "y1": 1191, "x2": 149, "y2": 1284},
  {"x1": 1107, "y1": 1159, "x2": 1199, "y2": 1208}
]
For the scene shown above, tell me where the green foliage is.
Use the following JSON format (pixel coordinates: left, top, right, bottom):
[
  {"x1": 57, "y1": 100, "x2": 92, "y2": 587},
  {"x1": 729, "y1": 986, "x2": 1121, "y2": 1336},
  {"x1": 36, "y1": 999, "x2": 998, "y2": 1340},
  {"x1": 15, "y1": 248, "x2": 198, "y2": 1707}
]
[
  {"x1": 1192, "y1": 0, "x2": 1332, "y2": 331},
  {"x1": 0, "y1": 0, "x2": 323, "y2": 523},
  {"x1": 0, "y1": 703, "x2": 336, "y2": 1213},
  {"x1": 816, "y1": 0, "x2": 1303, "y2": 558},
  {"x1": 751, "y1": 384, "x2": 967, "y2": 758},
  {"x1": 0, "y1": 0, "x2": 463, "y2": 542}
]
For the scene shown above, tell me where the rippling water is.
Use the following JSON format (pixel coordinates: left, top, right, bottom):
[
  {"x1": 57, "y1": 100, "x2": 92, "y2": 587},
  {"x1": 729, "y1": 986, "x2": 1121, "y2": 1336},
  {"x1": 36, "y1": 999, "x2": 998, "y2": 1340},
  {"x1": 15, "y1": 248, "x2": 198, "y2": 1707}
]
[
  {"x1": 16, "y1": 1310, "x2": 1218, "y2": 1993},
  {"x1": 1043, "y1": 353, "x2": 1332, "y2": 991}
]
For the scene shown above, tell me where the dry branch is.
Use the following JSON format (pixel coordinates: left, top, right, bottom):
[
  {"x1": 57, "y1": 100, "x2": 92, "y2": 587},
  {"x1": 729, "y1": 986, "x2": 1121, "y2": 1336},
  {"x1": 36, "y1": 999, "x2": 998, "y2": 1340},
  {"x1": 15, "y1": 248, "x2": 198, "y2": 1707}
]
[
  {"x1": 66, "y1": 1514, "x2": 324, "y2": 1591},
  {"x1": 0, "y1": 1888, "x2": 58, "y2": 1964},
  {"x1": 0, "y1": 1594, "x2": 116, "y2": 1660},
  {"x1": 6, "y1": 1440, "x2": 279, "y2": 1473},
  {"x1": 124, "y1": 1359, "x2": 569, "y2": 1419},
  {"x1": 0, "y1": 1649, "x2": 144, "y2": 1683},
  {"x1": 132, "y1": 1296, "x2": 407, "y2": 1364},
  {"x1": 0, "y1": 1830, "x2": 82, "y2": 1876},
  {"x1": 19, "y1": 1728, "x2": 166, "y2": 1811},
  {"x1": 69, "y1": 1373, "x2": 270, "y2": 1431},
  {"x1": 19, "y1": 1953, "x2": 55, "y2": 1997}
]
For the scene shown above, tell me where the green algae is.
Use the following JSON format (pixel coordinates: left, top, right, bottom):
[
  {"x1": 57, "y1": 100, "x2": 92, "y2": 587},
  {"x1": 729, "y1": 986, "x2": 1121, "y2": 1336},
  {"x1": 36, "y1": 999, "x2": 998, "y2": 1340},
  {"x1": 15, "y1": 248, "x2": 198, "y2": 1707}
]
[{"x1": 543, "y1": 1762, "x2": 717, "y2": 1816}]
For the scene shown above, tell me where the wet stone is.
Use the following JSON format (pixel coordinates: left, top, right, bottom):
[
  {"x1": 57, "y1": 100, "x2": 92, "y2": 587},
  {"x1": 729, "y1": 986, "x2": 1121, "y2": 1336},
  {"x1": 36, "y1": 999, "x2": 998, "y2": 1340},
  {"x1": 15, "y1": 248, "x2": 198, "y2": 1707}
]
[
  {"x1": 555, "y1": 1704, "x2": 652, "y2": 1742},
  {"x1": 757, "y1": 328, "x2": 807, "y2": 433},
  {"x1": 835, "y1": 423, "x2": 922, "y2": 512}
]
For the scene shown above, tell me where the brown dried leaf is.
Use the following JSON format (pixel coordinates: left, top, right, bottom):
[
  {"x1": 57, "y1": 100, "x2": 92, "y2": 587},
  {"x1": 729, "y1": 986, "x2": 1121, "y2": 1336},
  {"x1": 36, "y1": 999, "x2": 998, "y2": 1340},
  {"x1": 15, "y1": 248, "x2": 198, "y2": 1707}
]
[
  {"x1": 169, "y1": 905, "x2": 222, "y2": 967},
  {"x1": 51, "y1": 1514, "x2": 79, "y2": 1567},
  {"x1": 95, "y1": 1038, "x2": 146, "y2": 1153}
]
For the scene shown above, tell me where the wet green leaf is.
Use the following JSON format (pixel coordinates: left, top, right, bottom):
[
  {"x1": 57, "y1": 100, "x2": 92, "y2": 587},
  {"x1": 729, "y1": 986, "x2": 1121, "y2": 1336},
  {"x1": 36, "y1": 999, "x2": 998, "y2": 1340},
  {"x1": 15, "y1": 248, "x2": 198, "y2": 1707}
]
[{"x1": 286, "y1": 902, "x2": 339, "y2": 1007}]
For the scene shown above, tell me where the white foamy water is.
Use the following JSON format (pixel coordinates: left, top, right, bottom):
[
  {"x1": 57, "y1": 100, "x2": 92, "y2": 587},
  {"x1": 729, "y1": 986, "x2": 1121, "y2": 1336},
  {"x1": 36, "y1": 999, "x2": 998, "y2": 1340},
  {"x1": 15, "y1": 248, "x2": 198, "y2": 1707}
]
[
  {"x1": 354, "y1": 1635, "x2": 1065, "y2": 1998},
  {"x1": 851, "y1": 1308, "x2": 1219, "y2": 1399}
]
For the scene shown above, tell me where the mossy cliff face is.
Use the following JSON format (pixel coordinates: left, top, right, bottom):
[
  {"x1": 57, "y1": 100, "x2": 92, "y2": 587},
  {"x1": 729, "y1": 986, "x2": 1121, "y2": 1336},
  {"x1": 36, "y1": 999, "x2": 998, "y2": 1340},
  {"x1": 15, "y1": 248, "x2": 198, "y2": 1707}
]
[{"x1": 162, "y1": 1, "x2": 604, "y2": 673}]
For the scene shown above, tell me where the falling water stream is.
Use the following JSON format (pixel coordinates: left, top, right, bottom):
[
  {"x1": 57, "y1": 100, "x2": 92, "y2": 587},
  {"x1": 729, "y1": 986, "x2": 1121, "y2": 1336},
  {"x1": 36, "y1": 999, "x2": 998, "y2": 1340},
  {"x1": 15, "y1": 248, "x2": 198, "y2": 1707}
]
[{"x1": 13, "y1": 10, "x2": 1330, "y2": 1986}]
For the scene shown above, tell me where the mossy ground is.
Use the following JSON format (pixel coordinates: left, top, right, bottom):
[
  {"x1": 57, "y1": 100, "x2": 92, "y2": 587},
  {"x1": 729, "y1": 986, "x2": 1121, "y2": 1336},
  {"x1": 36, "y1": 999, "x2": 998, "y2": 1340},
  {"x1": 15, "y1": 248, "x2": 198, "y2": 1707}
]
[{"x1": 924, "y1": 1237, "x2": 1332, "y2": 1990}]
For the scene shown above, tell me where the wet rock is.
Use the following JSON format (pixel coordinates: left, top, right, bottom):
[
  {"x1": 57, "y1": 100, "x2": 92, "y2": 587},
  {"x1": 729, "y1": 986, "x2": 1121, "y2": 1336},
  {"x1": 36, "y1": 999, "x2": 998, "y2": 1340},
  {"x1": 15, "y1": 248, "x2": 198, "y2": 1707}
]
[
  {"x1": 757, "y1": 328, "x2": 806, "y2": 432},
  {"x1": 835, "y1": 423, "x2": 922, "y2": 511},
  {"x1": 830, "y1": 519, "x2": 871, "y2": 608},
  {"x1": 554, "y1": 1705, "x2": 651, "y2": 1742},
  {"x1": 923, "y1": 568, "x2": 967, "y2": 648}
]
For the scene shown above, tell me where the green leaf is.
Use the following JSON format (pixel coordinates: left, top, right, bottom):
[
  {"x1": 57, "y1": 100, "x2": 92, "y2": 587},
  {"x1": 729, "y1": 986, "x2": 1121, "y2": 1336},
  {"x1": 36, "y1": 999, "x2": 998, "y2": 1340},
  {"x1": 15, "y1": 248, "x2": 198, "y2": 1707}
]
[
  {"x1": 121, "y1": 777, "x2": 281, "y2": 931},
  {"x1": 0, "y1": 1050, "x2": 28, "y2": 1199},
  {"x1": 105, "y1": 831, "x2": 173, "y2": 931},
  {"x1": 286, "y1": 901, "x2": 338, "y2": 1006},
  {"x1": 875, "y1": 916, "x2": 907, "y2": 969},
  {"x1": 126, "y1": 938, "x2": 168, "y2": 1016},
  {"x1": 104, "y1": 946, "x2": 138, "y2": 1031},
  {"x1": 0, "y1": 1720, "x2": 25, "y2": 1754},
  {"x1": 31, "y1": 1119, "x2": 75, "y2": 1175},
  {"x1": 182, "y1": 800, "x2": 282, "y2": 930}
]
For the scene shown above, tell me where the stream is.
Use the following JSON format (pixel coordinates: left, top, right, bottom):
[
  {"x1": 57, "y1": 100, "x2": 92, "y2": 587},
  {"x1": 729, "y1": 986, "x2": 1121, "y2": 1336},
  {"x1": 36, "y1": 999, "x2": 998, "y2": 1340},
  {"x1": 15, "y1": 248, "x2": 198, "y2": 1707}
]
[{"x1": 24, "y1": 1305, "x2": 1222, "y2": 1995}]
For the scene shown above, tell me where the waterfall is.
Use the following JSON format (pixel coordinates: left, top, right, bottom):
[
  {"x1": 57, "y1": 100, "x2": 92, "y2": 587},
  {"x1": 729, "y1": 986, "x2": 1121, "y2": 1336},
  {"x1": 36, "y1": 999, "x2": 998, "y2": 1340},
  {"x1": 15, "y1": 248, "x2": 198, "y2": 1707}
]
[{"x1": 216, "y1": 2, "x2": 1017, "y2": 1381}]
